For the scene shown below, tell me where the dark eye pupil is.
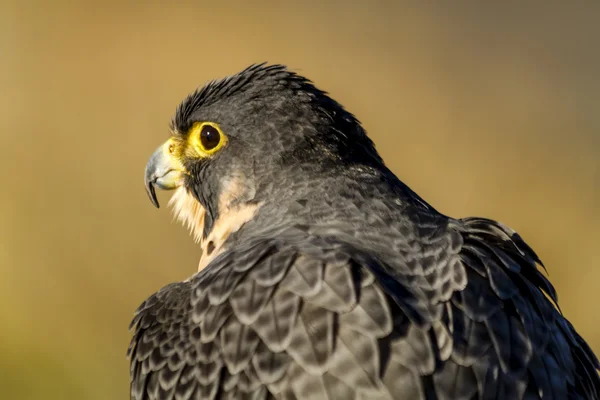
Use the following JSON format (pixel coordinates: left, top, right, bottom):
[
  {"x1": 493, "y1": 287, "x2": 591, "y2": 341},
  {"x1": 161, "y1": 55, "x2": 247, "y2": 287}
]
[{"x1": 200, "y1": 125, "x2": 220, "y2": 150}]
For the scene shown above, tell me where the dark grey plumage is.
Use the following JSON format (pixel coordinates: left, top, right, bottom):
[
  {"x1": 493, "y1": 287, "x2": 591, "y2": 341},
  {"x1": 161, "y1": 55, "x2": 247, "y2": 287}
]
[{"x1": 130, "y1": 64, "x2": 600, "y2": 399}]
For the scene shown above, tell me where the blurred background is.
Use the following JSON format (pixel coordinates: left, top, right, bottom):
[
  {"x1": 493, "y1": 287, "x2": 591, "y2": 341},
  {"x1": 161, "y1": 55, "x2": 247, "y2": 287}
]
[{"x1": 1, "y1": 1, "x2": 598, "y2": 398}]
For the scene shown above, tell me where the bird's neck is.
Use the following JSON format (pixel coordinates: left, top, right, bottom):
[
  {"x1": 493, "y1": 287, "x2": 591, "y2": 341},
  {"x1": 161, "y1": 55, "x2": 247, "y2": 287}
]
[
  {"x1": 233, "y1": 164, "x2": 436, "y2": 244},
  {"x1": 171, "y1": 163, "x2": 435, "y2": 272}
]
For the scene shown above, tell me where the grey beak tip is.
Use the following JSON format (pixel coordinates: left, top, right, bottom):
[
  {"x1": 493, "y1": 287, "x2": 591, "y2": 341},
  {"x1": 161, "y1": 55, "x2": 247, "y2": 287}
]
[{"x1": 145, "y1": 181, "x2": 160, "y2": 208}]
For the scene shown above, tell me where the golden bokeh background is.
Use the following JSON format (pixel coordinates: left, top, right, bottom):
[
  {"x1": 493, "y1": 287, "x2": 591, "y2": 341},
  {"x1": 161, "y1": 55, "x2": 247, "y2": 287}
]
[{"x1": 1, "y1": 1, "x2": 598, "y2": 398}]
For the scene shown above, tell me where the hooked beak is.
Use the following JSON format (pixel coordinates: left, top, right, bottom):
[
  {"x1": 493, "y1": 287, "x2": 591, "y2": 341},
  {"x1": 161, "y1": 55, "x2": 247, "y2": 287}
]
[{"x1": 144, "y1": 140, "x2": 186, "y2": 208}]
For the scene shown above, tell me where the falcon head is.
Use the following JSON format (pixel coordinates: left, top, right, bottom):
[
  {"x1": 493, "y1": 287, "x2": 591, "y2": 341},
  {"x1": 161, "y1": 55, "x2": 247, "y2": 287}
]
[{"x1": 144, "y1": 64, "x2": 385, "y2": 268}]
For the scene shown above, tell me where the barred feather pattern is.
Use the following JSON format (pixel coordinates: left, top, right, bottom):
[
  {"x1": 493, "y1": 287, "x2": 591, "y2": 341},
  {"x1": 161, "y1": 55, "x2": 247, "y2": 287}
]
[{"x1": 128, "y1": 217, "x2": 600, "y2": 400}]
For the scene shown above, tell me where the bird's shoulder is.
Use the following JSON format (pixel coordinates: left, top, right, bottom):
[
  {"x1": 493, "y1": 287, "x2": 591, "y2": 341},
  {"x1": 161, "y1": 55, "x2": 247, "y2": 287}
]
[{"x1": 128, "y1": 217, "x2": 600, "y2": 400}]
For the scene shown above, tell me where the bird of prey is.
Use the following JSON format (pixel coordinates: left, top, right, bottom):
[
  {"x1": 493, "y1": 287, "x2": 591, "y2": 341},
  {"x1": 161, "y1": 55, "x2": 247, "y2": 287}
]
[{"x1": 129, "y1": 63, "x2": 599, "y2": 400}]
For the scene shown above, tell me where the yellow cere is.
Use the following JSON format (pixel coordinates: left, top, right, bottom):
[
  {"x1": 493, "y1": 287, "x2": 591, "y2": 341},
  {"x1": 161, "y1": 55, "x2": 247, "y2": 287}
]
[
  {"x1": 161, "y1": 137, "x2": 187, "y2": 172},
  {"x1": 186, "y1": 121, "x2": 228, "y2": 158}
]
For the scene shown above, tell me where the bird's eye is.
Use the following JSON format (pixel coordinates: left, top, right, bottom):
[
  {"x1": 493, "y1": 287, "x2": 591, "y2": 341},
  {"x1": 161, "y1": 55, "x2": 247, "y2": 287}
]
[
  {"x1": 188, "y1": 122, "x2": 227, "y2": 156},
  {"x1": 200, "y1": 124, "x2": 221, "y2": 151}
]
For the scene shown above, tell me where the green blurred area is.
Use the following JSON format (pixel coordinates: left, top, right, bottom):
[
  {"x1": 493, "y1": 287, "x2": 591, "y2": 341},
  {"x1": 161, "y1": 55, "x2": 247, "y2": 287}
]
[{"x1": 0, "y1": 1, "x2": 598, "y2": 398}]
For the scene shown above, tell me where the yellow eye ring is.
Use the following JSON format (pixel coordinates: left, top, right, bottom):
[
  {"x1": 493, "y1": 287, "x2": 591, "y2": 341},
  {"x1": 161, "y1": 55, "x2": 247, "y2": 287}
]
[{"x1": 188, "y1": 122, "x2": 227, "y2": 156}]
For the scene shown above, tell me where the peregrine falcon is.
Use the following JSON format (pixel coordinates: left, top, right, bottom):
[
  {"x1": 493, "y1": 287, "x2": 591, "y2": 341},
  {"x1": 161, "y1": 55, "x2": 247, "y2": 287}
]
[{"x1": 129, "y1": 64, "x2": 600, "y2": 399}]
